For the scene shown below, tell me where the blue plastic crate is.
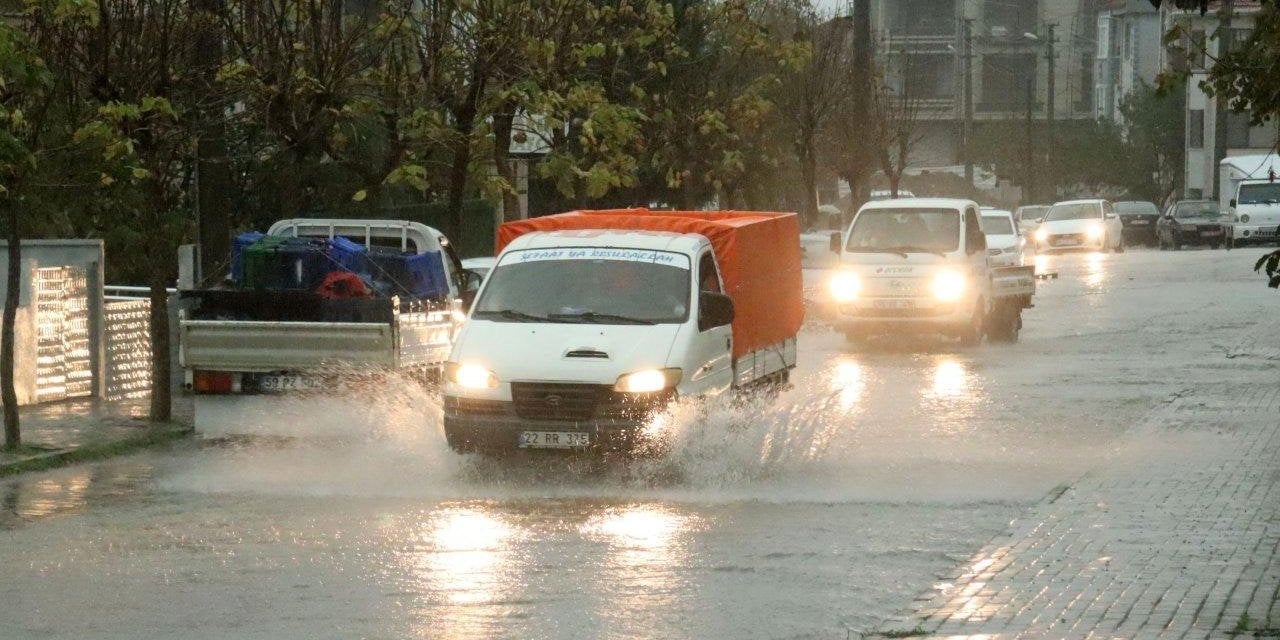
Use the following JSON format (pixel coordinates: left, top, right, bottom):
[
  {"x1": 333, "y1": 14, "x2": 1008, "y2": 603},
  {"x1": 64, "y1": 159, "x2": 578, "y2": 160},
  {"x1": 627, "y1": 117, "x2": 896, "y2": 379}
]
[
  {"x1": 327, "y1": 236, "x2": 368, "y2": 274},
  {"x1": 230, "y1": 231, "x2": 265, "y2": 283},
  {"x1": 367, "y1": 249, "x2": 449, "y2": 299}
]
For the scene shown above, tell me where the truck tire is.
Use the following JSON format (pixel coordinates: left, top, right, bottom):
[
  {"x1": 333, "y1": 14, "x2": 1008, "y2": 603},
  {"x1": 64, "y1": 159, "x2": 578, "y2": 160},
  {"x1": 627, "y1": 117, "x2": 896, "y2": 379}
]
[
  {"x1": 987, "y1": 302, "x2": 1021, "y2": 343},
  {"x1": 1115, "y1": 239, "x2": 1125, "y2": 253},
  {"x1": 958, "y1": 300, "x2": 985, "y2": 346}
]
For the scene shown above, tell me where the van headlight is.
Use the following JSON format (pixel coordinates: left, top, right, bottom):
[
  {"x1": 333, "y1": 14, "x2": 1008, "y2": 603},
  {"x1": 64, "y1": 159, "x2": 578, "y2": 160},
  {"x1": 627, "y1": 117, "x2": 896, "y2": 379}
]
[
  {"x1": 1240, "y1": 214, "x2": 1250, "y2": 224},
  {"x1": 1085, "y1": 223, "x2": 1105, "y2": 240},
  {"x1": 931, "y1": 269, "x2": 967, "y2": 302},
  {"x1": 445, "y1": 362, "x2": 498, "y2": 389},
  {"x1": 614, "y1": 368, "x2": 682, "y2": 393},
  {"x1": 828, "y1": 271, "x2": 862, "y2": 303},
  {"x1": 1034, "y1": 227, "x2": 1049, "y2": 243}
]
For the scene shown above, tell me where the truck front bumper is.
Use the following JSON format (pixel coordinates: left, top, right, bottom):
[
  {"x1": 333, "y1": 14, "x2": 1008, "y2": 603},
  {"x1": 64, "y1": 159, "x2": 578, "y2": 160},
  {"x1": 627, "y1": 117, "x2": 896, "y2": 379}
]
[
  {"x1": 1230, "y1": 224, "x2": 1280, "y2": 245},
  {"x1": 835, "y1": 300, "x2": 971, "y2": 334},
  {"x1": 442, "y1": 392, "x2": 670, "y2": 454}
]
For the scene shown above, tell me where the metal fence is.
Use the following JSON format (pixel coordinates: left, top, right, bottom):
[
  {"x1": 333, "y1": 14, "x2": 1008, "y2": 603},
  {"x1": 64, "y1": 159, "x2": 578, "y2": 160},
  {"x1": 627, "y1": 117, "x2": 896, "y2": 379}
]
[
  {"x1": 103, "y1": 298, "x2": 152, "y2": 401},
  {"x1": 34, "y1": 266, "x2": 93, "y2": 403}
]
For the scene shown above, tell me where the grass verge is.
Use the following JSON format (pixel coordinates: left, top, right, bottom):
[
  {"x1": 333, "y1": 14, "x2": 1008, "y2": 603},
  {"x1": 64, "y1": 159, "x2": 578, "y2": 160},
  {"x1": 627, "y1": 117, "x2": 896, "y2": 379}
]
[{"x1": 0, "y1": 425, "x2": 192, "y2": 478}]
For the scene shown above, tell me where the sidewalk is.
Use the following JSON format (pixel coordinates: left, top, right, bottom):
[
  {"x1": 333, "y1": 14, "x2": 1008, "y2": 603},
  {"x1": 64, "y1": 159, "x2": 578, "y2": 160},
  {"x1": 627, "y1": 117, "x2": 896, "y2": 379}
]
[
  {"x1": 0, "y1": 398, "x2": 192, "y2": 477},
  {"x1": 877, "y1": 382, "x2": 1280, "y2": 637}
]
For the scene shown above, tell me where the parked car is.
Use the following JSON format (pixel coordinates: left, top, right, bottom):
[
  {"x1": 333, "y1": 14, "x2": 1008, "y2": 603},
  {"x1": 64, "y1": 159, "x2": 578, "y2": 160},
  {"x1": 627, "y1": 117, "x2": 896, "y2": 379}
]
[
  {"x1": 1032, "y1": 199, "x2": 1125, "y2": 253},
  {"x1": 869, "y1": 189, "x2": 916, "y2": 201},
  {"x1": 1113, "y1": 201, "x2": 1161, "y2": 246},
  {"x1": 979, "y1": 209, "x2": 1024, "y2": 267},
  {"x1": 1014, "y1": 204, "x2": 1049, "y2": 236},
  {"x1": 1158, "y1": 200, "x2": 1226, "y2": 250},
  {"x1": 461, "y1": 256, "x2": 498, "y2": 281}
]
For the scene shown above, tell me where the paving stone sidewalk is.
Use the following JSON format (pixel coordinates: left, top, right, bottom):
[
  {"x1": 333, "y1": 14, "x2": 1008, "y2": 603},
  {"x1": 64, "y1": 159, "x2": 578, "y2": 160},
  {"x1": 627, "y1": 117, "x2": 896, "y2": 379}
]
[
  {"x1": 0, "y1": 399, "x2": 191, "y2": 475},
  {"x1": 878, "y1": 381, "x2": 1280, "y2": 639}
]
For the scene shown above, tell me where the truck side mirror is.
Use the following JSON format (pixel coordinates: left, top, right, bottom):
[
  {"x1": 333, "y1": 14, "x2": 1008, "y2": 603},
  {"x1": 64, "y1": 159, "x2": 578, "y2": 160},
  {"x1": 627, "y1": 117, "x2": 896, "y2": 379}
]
[
  {"x1": 1230, "y1": 199, "x2": 1237, "y2": 208},
  {"x1": 829, "y1": 232, "x2": 842, "y2": 254},
  {"x1": 698, "y1": 291, "x2": 735, "y2": 331}
]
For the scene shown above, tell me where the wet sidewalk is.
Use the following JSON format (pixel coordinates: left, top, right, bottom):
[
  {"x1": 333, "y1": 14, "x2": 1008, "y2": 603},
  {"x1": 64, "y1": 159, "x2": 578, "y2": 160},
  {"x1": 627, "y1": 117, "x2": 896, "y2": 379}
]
[
  {"x1": 0, "y1": 398, "x2": 191, "y2": 476},
  {"x1": 878, "y1": 375, "x2": 1280, "y2": 638}
]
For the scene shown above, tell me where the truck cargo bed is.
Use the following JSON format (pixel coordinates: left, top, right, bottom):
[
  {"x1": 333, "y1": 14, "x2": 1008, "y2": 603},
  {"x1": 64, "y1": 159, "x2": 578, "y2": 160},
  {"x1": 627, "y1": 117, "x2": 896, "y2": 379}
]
[{"x1": 991, "y1": 265, "x2": 1036, "y2": 301}]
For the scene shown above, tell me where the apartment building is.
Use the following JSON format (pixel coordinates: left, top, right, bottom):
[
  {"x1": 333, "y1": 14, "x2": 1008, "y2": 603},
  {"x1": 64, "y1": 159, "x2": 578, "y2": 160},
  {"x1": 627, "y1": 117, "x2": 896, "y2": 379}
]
[
  {"x1": 1161, "y1": 1, "x2": 1278, "y2": 198},
  {"x1": 1094, "y1": 0, "x2": 1163, "y2": 122},
  {"x1": 872, "y1": 0, "x2": 1101, "y2": 168}
]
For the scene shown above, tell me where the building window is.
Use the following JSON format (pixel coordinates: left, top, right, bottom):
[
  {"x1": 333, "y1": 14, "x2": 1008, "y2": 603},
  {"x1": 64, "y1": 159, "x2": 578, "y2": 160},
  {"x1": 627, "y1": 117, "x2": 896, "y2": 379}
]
[
  {"x1": 980, "y1": 54, "x2": 1036, "y2": 112},
  {"x1": 1188, "y1": 29, "x2": 1206, "y2": 70},
  {"x1": 886, "y1": 53, "x2": 956, "y2": 100},
  {"x1": 1188, "y1": 109, "x2": 1204, "y2": 149},
  {"x1": 1077, "y1": 52, "x2": 1093, "y2": 112},
  {"x1": 984, "y1": 0, "x2": 1038, "y2": 37},
  {"x1": 1225, "y1": 111, "x2": 1252, "y2": 148},
  {"x1": 886, "y1": 0, "x2": 956, "y2": 37}
]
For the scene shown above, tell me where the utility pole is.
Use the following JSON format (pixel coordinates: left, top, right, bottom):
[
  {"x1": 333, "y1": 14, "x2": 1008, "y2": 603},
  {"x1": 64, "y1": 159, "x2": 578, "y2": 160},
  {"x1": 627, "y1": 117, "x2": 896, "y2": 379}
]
[
  {"x1": 962, "y1": 17, "x2": 974, "y2": 186},
  {"x1": 1212, "y1": 0, "x2": 1235, "y2": 200},
  {"x1": 1044, "y1": 23, "x2": 1057, "y2": 200},
  {"x1": 194, "y1": 0, "x2": 231, "y2": 286},
  {"x1": 1025, "y1": 74, "x2": 1036, "y2": 204}
]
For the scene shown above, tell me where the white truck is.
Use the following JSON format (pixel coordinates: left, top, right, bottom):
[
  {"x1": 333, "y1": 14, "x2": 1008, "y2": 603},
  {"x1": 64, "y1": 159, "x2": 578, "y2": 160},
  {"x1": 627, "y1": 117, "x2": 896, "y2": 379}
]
[
  {"x1": 179, "y1": 219, "x2": 471, "y2": 394},
  {"x1": 827, "y1": 198, "x2": 1034, "y2": 344},
  {"x1": 441, "y1": 209, "x2": 804, "y2": 453},
  {"x1": 1220, "y1": 154, "x2": 1280, "y2": 248}
]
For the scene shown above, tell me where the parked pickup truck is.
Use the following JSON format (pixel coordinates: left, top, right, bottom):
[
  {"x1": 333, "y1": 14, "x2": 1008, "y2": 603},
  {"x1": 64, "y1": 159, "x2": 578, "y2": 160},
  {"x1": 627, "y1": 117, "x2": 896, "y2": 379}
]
[
  {"x1": 1220, "y1": 154, "x2": 1280, "y2": 248},
  {"x1": 827, "y1": 198, "x2": 1034, "y2": 344},
  {"x1": 179, "y1": 219, "x2": 469, "y2": 394},
  {"x1": 442, "y1": 208, "x2": 804, "y2": 453}
]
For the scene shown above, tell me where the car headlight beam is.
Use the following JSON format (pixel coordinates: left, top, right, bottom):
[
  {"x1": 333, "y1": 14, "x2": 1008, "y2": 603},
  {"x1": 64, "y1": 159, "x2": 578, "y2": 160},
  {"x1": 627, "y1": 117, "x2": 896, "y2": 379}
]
[
  {"x1": 1034, "y1": 228, "x2": 1049, "y2": 243},
  {"x1": 829, "y1": 271, "x2": 862, "y2": 303},
  {"x1": 614, "y1": 368, "x2": 682, "y2": 393},
  {"x1": 1085, "y1": 223, "x2": 1105, "y2": 240},
  {"x1": 931, "y1": 269, "x2": 966, "y2": 303},
  {"x1": 446, "y1": 362, "x2": 498, "y2": 389}
]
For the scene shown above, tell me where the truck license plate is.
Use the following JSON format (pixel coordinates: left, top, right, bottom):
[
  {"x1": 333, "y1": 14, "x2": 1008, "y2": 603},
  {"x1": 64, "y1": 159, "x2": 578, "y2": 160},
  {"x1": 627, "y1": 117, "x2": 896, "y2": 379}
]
[
  {"x1": 873, "y1": 299, "x2": 914, "y2": 309},
  {"x1": 518, "y1": 431, "x2": 591, "y2": 449},
  {"x1": 1200, "y1": 230, "x2": 1220, "y2": 237},
  {"x1": 1051, "y1": 238, "x2": 1077, "y2": 247},
  {"x1": 259, "y1": 375, "x2": 323, "y2": 392}
]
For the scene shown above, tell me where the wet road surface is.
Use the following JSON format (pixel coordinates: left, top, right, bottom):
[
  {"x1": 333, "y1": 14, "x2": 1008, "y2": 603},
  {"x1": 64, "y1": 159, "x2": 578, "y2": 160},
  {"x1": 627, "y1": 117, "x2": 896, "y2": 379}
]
[{"x1": 1, "y1": 248, "x2": 1273, "y2": 639}]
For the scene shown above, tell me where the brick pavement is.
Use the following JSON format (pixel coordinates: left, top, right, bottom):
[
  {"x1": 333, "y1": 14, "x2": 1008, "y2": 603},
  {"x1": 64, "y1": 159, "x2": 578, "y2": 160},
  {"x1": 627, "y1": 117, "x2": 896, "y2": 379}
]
[{"x1": 877, "y1": 378, "x2": 1280, "y2": 638}]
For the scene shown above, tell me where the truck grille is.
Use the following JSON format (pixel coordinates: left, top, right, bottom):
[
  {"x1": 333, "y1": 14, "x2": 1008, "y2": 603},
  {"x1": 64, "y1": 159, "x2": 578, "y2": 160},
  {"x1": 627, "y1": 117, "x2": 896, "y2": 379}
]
[
  {"x1": 443, "y1": 396, "x2": 509, "y2": 416},
  {"x1": 509, "y1": 382, "x2": 671, "y2": 422},
  {"x1": 511, "y1": 382, "x2": 609, "y2": 421}
]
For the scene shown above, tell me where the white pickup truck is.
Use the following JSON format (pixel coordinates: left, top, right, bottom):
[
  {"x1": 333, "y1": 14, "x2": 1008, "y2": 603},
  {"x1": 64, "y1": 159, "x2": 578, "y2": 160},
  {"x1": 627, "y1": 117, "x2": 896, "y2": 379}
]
[
  {"x1": 827, "y1": 198, "x2": 1034, "y2": 344},
  {"x1": 1220, "y1": 154, "x2": 1280, "y2": 248},
  {"x1": 441, "y1": 209, "x2": 804, "y2": 453},
  {"x1": 179, "y1": 219, "x2": 469, "y2": 394}
]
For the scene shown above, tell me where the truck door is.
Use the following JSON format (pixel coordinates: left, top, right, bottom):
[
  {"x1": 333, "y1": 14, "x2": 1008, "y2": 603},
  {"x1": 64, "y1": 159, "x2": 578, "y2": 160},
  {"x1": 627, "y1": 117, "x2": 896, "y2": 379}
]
[
  {"x1": 686, "y1": 251, "x2": 734, "y2": 394},
  {"x1": 964, "y1": 206, "x2": 991, "y2": 301}
]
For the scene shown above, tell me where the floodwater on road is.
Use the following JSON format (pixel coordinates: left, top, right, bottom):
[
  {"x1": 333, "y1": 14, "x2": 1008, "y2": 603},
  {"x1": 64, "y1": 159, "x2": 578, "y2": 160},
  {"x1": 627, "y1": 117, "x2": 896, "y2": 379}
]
[{"x1": 1, "y1": 248, "x2": 1273, "y2": 640}]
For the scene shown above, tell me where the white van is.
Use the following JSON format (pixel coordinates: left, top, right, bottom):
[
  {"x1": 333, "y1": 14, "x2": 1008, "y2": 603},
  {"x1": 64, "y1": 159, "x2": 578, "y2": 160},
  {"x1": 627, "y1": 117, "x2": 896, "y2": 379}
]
[{"x1": 828, "y1": 198, "x2": 1034, "y2": 344}]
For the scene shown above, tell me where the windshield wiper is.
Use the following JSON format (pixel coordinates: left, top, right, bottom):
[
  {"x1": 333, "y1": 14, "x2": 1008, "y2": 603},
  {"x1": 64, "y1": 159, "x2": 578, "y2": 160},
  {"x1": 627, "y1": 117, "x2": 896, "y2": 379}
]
[
  {"x1": 847, "y1": 247, "x2": 908, "y2": 258},
  {"x1": 549, "y1": 311, "x2": 656, "y2": 325},
  {"x1": 473, "y1": 309, "x2": 560, "y2": 323}
]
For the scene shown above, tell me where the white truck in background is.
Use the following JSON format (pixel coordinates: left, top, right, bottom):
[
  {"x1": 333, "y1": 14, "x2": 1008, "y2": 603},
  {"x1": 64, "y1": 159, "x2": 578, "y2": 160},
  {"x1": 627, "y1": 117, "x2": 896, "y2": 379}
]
[
  {"x1": 179, "y1": 219, "x2": 472, "y2": 394},
  {"x1": 827, "y1": 198, "x2": 1035, "y2": 344},
  {"x1": 1220, "y1": 154, "x2": 1280, "y2": 248}
]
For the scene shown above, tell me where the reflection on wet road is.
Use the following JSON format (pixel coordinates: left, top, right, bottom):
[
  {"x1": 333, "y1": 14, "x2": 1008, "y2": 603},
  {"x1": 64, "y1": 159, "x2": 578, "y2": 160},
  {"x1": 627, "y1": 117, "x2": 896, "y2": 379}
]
[{"x1": 0, "y1": 249, "x2": 1271, "y2": 639}]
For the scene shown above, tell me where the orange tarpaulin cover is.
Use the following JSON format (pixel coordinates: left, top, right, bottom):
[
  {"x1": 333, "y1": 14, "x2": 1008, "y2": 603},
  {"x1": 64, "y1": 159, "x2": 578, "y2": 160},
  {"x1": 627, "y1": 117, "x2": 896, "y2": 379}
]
[{"x1": 497, "y1": 209, "x2": 803, "y2": 359}]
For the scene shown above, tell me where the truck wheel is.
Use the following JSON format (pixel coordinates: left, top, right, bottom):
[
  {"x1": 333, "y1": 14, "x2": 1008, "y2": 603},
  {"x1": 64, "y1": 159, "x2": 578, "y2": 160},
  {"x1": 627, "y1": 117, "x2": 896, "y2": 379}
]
[
  {"x1": 958, "y1": 300, "x2": 985, "y2": 346},
  {"x1": 1115, "y1": 239, "x2": 1125, "y2": 253},
  {"x1": 987, "y1": 303, "x2": 1021, "y2": 343}
]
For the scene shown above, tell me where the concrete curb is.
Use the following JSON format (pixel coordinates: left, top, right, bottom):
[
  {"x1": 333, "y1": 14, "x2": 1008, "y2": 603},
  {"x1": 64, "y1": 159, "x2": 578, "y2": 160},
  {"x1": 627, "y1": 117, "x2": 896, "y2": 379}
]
[{"x1": 0, "y1": 424, "x2": 193, "y2": 478}]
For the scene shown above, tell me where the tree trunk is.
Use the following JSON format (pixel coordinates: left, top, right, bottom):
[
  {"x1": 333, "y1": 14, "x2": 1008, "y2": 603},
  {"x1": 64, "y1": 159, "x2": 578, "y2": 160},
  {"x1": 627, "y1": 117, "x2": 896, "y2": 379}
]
[
  {"x1": 444, "y1": 131, "x2": 471, "y2": 245},
  {"x1": 2, "y1": 201, "x2": 21, "y2": 450},
  {"x1": 798, "y1": 136, "x2": 819, "y2": 229},
  {"x1": 147, "y1": 238, "x2": 171, "y2": 423},
  {"x1": 492, "y1": 106, "x2": 521, "y2": 222}
]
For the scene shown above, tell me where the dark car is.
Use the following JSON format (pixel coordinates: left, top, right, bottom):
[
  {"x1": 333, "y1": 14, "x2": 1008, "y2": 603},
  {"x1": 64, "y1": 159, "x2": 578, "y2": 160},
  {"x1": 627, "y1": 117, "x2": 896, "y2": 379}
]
[
  {"x1": 1158, "y1": 200, "x2": 1226, "y2": 250},
  {"x1": 1113, "y1": 201, "x2": 1161, "y2": 246}
]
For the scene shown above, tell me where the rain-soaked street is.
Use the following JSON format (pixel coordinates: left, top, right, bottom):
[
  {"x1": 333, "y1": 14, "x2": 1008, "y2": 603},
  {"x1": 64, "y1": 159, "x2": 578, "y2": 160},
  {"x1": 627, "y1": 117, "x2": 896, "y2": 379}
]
[{"x1": 1, "y1": 248, "x2": 1274, "y2": 640}]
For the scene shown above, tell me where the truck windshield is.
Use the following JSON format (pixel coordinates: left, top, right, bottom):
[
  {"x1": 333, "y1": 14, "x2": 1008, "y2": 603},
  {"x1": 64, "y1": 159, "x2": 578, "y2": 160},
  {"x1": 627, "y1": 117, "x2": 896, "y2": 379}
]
[
  {"x1": 979, "y1": 216, "x2": 1014, "y2": 234},
  {"x1": 1238, "y1": 183, "x2": 1280, "y2": 205},
  {"x1": 1173, "y1": 201, "x2": 1219, "y2": 219},
  {"x1": 845, "y1": 209, "x2": 960, "y2": 254},
  {"x1": 473, "y1": 250, "x2": 691, "y2": 325},
  {"x1": 1045, "y1": 203, "x2": 1101, "y2": 221}
]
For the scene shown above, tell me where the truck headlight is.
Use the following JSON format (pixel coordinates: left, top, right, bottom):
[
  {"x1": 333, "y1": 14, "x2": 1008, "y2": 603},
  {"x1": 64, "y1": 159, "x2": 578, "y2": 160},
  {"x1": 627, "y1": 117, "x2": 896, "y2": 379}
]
[
  {"x1": 1085, "y1": 223, "x2": 1104, "y2": 240},
  {"x1": 1240, "y1": 214, "x2": 1250, "y2": 224},
  {"x1": 931, "y1": 269, "x2": 966, "y2": 302},
  {"x1": 829, "y1": 271, "x2": 862, "y2": 303},
  {"x1": 1034, "y1": 228, "x2": 1049, "y2": 243},
  {"x1": 445, "y1": 362, "x2": 498, "y2": 389},
  {"x1": 614, "y1": 368, "x2": 682, "y2": 393}
]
